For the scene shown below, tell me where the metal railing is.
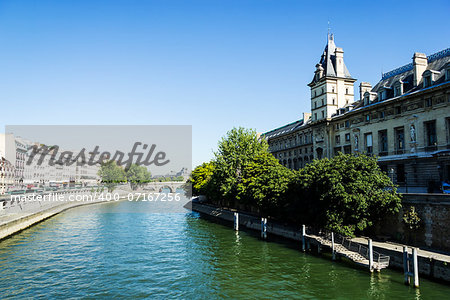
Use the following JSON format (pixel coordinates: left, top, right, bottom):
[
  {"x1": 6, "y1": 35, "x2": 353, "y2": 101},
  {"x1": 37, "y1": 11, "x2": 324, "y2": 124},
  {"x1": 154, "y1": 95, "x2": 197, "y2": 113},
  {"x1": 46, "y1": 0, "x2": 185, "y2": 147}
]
[{"x1": 306, "y1": 227, "x2": 390, "y2": 268}]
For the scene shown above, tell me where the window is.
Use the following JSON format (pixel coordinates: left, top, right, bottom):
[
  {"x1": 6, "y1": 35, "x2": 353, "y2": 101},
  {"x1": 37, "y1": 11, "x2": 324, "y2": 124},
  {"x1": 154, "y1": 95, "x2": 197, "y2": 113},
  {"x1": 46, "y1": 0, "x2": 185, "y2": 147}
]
[
  {"x1": 334, "y1": 147, "x2": 342, "y2": 156},
  {"x1": 394, "y1": 85, "x2": 401, "y2": 97},
  {"x1": 332, "y1": 86, "x2": 335, "y2": 93},
  {"x1": 379, "y1": 111, "x2": 385, "y2": 119},
  {"x1": 315, "y1": 102, "x2": 317, "y2": 109},
  {"x1": 314, "y1": 91, "x2": 316, "y2": 97},
  {"x1": 345, "y1": 133, "x2": 350, "y2": 142},
  {"x1": 425, "y1": 120, "x2": 437, "y2": 148},
  {"x1": 321, "y1": 99, "x2": 324, "y2": 106},
  {"x1": 365, "y1": 133, "x2": 373, "y2": 154},
  {"x1": 343, "y1": 145, "x2": 351, "y2": 154},
  {"x1": 397, "y1": 164, "x2": 406, "y2": 183},
  {"x1": 314, "y1": 113, "x2": 317, "y2": 120},
  {"x1": 365, "y1": 115, "x2": 370, "y2": 122},
  {"x1": 425, "y1": 98, "x2": 432, "y2": 107},
  {"x1": 335, "y1": 135, "x2": 340, "y2": 144},
  {"x1": 378, "y1": 91, "x2": 384, "y2": 101},
  {"x1": 332, "y1": 98, "x2": 335, "y2": 105},
  {"x1": 447, "y1": 68, "x2": 450, "y2": 81},
  {"x1": 379, "y1": 130, "x2": 388, "y2": 155},
  {"x1": 424, "y1": 75, "x2": 432, "y2": 87},
  {"x1": 321, "y1": 111, "x2": 324, "y2": 118},
  {"x1": 345, "y1": 120, "x2": 350, "y2": 128},
  {"x1": 395, "y1": 106, "x2": 401, "y2": 115},
  {"x1": 395, "y1": 127, "x2": 405, "y2": 154},
  {"x1": 346, "y1": 88, "x2": 349, "y2": 94},
  {"x1": 321, "y1": 88, "x2": 324, "y2": 94}
]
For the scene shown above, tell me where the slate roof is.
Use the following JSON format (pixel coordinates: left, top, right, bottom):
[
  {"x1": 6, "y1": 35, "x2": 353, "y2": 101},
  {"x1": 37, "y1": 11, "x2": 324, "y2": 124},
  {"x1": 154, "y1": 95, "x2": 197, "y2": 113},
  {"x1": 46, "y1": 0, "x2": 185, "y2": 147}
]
[
  {"x1": 372, "y1": 48, "x2": 450, "y2": 96},
  {"x1": 264, "y1": 119, "x2": 305, "y2": 139},
  {"x1": 310, "y1": 34, "x2": 353, "y2": 85}
]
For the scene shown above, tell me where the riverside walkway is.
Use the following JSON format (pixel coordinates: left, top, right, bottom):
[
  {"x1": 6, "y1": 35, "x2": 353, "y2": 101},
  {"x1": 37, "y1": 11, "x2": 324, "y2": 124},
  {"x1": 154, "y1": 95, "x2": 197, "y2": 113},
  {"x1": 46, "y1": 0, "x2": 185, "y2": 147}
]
[{"x1": 303, "y1": 229, "x2": 390, "y2": 271}]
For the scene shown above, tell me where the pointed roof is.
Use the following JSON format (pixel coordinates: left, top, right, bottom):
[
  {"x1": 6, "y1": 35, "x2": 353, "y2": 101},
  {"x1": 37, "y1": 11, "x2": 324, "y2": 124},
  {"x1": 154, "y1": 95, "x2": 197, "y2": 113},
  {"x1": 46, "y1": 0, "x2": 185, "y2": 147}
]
[{"x1": 310, "y1": 34, "x2": 354, "y2": 85}]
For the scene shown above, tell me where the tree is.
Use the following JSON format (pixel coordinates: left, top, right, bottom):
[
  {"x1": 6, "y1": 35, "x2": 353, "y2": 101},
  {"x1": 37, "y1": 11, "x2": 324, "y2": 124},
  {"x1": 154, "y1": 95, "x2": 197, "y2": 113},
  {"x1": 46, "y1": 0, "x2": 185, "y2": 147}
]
[
  {"x1": 241, "y1": 152, "x2": 294, "y2": 215},
  {"x1": 289, "y1": 153, "x2": 401, "y2": 236},
  {"x1": 190, "y1": 162, "x2": 215, "y2": 197},
  {"x1": 213, "y1": 127, "x2": 268, "y2": 204},
  {"x1": 126, "y1": 164, "x2": 152, "y2": 190},
  {"x1": 98, "y1": 160, "x2": 126, "y2": 192}
]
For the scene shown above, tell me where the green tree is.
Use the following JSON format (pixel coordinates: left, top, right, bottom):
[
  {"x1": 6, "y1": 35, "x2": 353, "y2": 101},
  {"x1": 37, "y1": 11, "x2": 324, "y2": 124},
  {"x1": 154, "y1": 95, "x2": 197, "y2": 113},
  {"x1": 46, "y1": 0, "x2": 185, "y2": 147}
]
[
  {"x1": 98, "y1": 161, "x2": 126, "y2": 192},
  {"x1": 241, "y1": 152, "x2": 294, "y2": 215},
  {"x1": 126, "y1": 164, "x2": 152, "y2": 190},
  {"x1": 213, "y1": 127, "x2": 268, "y2": 205},
  {"x1": 289, "y1": 153, "x2": 401, "y2": 236},
  {"x1": 191, "y1": 162, "x2": 215, "y2": 197}
]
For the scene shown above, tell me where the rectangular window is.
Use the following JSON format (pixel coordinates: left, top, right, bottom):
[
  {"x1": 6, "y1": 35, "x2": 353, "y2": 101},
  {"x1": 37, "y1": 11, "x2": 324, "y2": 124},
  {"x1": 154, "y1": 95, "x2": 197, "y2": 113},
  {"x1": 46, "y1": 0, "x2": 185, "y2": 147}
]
[
  {"x1": 425, "y1": 120, "x2": 437, "y2": 148},
  {"x1": 321, "y1": 111, "x2": 325, "y2": 118},
  {"x1": 365, "y1": 115, "x2": 370, "y2": 122},
  {"x1": 345, "y1": 133, "x2": 350, "y2": 142},
  {"x1": 425, "y1": 98, "x2": 432, "y2": 107},
  {"x1": 378, "y1": 130, "x2": 388, "y2": 155},
  {"x1": 394, "y1": 86, "x2": 401, "y2": 97},
  {"x1": 343, "y1": 145, "x2": 351, "y2": 154},
  {"x1": 345, "y1": 120, "x2": 350, "y2": 128},
  {"x1": 395, "y1": 127, "x2": 405, "y2": 154},
  {"x1": 365, "y1": 133, "x2": 373, "y2": 154},
  {"x1": 379, "y1": 111, "x2": 385, "y2": 119},
  {"x1": 335, "y1": 135, "x2": 340, "y2": 144},
  {"x1": 334, "y1": 147, "x2": 341, "y2": 156},
  {"x1": 424, "y1": 76, "x2": 431, "y2": 87},
  {"x1": 314, "y1": 113, "x2": 317, "y2": 120},
  {"x1": 395, "y1": 107, "x2": 401, "y2": 115},
  {"x1": 397, "y1": 164, "x2": 405, "y2": 183}
]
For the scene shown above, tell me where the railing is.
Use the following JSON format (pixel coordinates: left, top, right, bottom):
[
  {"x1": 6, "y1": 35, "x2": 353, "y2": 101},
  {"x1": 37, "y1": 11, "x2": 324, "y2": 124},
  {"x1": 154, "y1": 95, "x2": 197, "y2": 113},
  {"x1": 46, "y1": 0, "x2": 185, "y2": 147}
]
[{"x1": 305, "y1": 227, "x2": 390, "y2": 268}]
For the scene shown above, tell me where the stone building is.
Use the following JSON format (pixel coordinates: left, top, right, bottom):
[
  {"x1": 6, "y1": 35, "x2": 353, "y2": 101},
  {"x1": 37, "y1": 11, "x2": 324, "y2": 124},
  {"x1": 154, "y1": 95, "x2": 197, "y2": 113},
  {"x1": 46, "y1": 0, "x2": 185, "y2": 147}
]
[{"x1": 264, "y1": 35, "x2": 450, "y2": 193}]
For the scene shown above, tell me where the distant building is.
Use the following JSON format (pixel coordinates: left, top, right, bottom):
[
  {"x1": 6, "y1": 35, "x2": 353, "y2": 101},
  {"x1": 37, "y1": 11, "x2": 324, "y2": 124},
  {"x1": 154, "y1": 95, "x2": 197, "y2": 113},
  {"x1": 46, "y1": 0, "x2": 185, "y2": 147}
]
[{"x1": 264, "y1": 35, "x2": 450, "y2": 192}]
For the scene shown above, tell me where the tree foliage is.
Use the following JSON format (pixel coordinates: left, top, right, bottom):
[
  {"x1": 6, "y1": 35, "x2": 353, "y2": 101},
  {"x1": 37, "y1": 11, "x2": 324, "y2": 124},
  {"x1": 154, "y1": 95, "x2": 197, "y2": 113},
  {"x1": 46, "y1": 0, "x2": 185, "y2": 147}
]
[
  {"x1": 126, "y1": 164, "x2": 152, "y2": 190},
  {"x1": 213, "y1": 127, "x2": 268, "y2": 203},
  {"x1": 289, "y1": 153, "x2": 401, "y2": 236},
  {"x1": 189, "y1": 127, "x2": 402, "y2": 237},
  {"x1": 98, "y1": 160, "x2": 126, "y2": 192}
]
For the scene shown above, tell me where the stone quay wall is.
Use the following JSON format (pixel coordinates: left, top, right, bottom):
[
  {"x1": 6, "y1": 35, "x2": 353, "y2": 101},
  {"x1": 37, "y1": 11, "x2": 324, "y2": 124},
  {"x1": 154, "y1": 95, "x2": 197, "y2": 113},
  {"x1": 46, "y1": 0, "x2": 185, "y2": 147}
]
[{"x1": 191, "y1": 200, "x2": 450, "y2": 283}]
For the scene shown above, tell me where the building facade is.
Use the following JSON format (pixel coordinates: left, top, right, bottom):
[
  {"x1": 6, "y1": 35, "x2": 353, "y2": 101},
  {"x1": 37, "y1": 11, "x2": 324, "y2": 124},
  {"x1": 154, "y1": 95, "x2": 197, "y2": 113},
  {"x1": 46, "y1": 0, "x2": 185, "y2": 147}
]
[{"x1": 264, "y1": 35, "x2": 450, "y2": 192}]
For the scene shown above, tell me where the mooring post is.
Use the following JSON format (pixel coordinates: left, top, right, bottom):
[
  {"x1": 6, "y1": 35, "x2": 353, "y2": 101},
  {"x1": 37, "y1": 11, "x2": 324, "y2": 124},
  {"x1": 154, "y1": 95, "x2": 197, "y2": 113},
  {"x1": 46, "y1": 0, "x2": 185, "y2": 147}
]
[
  {"x1": 331, "y1": 232, "x2": 335, "y2": 260},
  {"x1": 233, "y1": 212, "x2": 239, "y2": 231},
  {"x1": 302, "y1": 225, "x2": 306, "y2": 251},
  {"x1": 368, "y1": 238, "x2": 374, "y2": 272},
  {"x1": 412, "y1": 247, "x2": 419, "y2": 288},
  {"x1": 261, "y1": 217, "x2": 267, "y2": 239},
  {"x1": 403, "y1": 246, "x2": 410, "y2": 285}
]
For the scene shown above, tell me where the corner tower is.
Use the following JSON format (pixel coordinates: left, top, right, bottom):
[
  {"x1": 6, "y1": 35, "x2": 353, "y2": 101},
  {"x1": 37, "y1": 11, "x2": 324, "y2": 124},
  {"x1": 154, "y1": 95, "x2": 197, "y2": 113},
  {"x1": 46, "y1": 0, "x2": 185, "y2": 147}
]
[{"x1": 308, "y1": 34, "x2": 357, "y2": 121}]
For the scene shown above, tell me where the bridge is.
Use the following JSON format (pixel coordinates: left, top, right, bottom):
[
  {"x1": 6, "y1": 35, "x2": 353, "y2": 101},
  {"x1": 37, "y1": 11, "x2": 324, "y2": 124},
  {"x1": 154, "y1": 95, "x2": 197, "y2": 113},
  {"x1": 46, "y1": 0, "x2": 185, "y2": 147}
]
[{"x1": 144, "y1": 181, "x2": 186, "y2": 193}]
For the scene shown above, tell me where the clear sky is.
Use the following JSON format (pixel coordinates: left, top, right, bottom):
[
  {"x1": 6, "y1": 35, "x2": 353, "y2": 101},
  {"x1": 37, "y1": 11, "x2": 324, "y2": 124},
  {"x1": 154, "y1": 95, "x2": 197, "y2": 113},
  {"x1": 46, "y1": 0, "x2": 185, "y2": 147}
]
[{"x1": 0, "y1": 0, "x2": 449, "y2": 168}]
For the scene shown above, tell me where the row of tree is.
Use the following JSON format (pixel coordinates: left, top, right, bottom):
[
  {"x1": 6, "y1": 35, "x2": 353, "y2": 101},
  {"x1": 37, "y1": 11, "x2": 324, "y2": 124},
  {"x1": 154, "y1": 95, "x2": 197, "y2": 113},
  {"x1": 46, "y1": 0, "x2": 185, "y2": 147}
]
[
  {"x1": 98, "y1": 161, "x2": 152, "y2": 191},
  {"x1": 190, "y1": 127, "x2": 402, "y2": 237}
]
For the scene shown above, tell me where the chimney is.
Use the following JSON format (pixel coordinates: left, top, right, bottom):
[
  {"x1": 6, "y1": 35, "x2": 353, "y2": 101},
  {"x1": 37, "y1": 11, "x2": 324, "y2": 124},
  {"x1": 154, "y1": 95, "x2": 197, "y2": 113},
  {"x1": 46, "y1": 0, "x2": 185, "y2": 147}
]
[
  {"x1": 413, "y1": 52, "x2": 427, "y2": 86},
  {"x1": 359, "y1": 82, "x2": 372, "y2": 100},
  {"x1": 335, "y1": 47, "x2": 344, "y2": 77}
]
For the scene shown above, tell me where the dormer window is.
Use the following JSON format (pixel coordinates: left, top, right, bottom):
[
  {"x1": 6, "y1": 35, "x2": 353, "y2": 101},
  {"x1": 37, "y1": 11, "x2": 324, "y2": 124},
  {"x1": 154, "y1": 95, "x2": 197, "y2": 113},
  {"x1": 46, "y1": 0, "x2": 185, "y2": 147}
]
[
  {"x1": 424, "y1": 75, "x2": 432, "y2": 87},
  {"x1": 446, "y1": 68, "x2": 450, "y2": 81},
  {"x1": 378, "y1": 91, "x2": 384, "y2": 101}
]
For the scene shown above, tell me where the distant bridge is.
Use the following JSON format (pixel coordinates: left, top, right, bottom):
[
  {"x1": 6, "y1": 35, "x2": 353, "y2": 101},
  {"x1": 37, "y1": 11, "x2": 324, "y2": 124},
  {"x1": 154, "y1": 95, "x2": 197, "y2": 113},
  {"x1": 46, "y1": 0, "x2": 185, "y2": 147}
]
[{"x1": 144, "y1": 181, "x2": 186, "y2": 193}]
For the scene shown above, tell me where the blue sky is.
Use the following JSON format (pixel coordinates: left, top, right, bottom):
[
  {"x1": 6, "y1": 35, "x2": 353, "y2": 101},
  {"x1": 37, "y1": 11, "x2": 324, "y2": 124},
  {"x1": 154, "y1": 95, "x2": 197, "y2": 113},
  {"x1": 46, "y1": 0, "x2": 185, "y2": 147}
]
[{"x1": 0, "y1": 0, "x2": 449, "y2": 168}]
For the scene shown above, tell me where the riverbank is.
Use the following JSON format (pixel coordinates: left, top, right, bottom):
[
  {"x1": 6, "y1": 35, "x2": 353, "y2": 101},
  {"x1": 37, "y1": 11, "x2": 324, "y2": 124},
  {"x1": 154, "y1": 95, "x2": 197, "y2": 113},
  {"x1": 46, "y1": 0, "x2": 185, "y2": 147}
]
[
  {"x1": 0, "y1": 189, "x2": 129, "y2": 241},
  {"x1": 190, "y1": 200, "x2": 450, "y2": 284}
]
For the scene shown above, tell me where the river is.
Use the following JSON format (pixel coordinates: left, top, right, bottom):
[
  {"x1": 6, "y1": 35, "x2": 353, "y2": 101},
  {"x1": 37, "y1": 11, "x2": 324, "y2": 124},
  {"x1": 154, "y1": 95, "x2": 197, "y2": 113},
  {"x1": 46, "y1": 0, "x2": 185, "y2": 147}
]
[{"x1": 0, "y1": 199, "x2": 449, "y2": 299}]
